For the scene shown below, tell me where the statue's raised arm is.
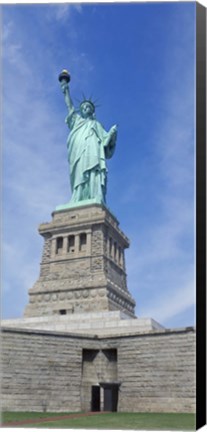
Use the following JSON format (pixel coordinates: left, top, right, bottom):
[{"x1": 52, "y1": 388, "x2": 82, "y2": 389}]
[
  {"x1": 58, "y1": 69, "x2": 117, "y2": 208},
  {"x1": 58, "y1": 69, "x2": 74, "y2": 113}
]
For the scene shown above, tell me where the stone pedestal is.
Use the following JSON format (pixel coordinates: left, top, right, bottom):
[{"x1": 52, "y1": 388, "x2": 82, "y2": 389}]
[{"x1": 24, "y1": 204, "x2": 136, "y2": 318}]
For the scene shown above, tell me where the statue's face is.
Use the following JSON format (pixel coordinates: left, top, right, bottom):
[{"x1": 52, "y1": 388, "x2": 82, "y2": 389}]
[{"x1": 80, "y1": 102, "x2": 94, "y2": 118}]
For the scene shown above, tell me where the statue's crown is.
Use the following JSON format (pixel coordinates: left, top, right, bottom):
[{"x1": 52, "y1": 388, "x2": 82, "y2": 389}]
[{"x1": 80, "y1": 99, "x2": 96, "y2": 113}]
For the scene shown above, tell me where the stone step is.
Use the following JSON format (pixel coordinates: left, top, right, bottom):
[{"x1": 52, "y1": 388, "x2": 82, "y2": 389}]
[
  {"x1": 1, "y1": 314, "x2": 164, "y2": 336},
  {"x1": 2, "y1": 311, "x2": 128, "y2": 327}
]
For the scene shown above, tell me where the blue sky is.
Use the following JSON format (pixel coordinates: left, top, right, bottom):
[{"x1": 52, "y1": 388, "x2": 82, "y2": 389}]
[{"x1": 2, "y1": 2, "x2": 195, "y2": 328}]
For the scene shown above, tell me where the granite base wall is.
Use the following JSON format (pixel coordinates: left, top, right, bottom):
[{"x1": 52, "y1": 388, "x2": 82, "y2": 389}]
[
  {"x1": 1, "y1": 327, "x2": 195, "y2": 413},
  {"x1": 116, "y1": 329, "x2": 195, "y2": 413}
]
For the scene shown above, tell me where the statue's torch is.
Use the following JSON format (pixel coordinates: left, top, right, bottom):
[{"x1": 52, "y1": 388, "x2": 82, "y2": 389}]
[
  {"x1": 58, "y1": 69, "x2": 71, "y2": 93},
  {"x1": 58, "y1": 69, "x2": 71, "y2": 109},
  {"x1": 58, "y1": 69, "x2": 71, "y2": 85}
]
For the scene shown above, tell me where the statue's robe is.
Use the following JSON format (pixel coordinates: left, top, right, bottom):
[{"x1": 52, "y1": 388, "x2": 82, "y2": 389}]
[{"x1": 66, "y1": 109, "x2": 116, "y2": 203}]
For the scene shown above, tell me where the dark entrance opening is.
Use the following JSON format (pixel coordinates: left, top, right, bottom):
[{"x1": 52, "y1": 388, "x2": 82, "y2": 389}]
[
  {"x1": 59, "y1": 309, "x2": 67, "y2": 315},
  {"x1": 91, "y1": 385, "x2": 100, "y2": 411},
  {"x1": 102, "y1": 384, "x2": 119, "y2": 412}
]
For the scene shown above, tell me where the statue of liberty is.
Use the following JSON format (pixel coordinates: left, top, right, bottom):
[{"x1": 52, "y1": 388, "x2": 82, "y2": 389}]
[{"x1": 57, "y1": 69, "x2": 117, "y2": 209}]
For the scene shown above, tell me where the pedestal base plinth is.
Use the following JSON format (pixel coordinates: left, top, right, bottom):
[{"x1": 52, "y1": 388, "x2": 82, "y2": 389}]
[{"x1": 24, "y1": 204, "x2": 136, "y2": 319}]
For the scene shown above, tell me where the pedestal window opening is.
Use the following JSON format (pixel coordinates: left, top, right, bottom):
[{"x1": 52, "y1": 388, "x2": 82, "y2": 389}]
[
  {"x1": 56, "y1": 237, "x2": 63, "y2": 254},
  {"x1": 79, "y1": 233, "x2": 87, "y2": 252},
  {"x1": 68, "y1": 235, "x2": 75, "y2": 253}
]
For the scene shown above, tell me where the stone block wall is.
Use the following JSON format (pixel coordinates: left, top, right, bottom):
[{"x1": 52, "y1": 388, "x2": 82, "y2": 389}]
[
  {"x1": 1, "y1": 329, "x2": 83, "y2": 412},
  {"x1": 1, "y1": 327, "x2": 195, "y2": 413},
  {"x1": 115, "y1": 328, "x2": 196, "y2": 413}
]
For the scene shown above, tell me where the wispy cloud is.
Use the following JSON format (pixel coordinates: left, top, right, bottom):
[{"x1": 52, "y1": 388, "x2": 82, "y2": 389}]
[
  {"x1": 46, "y1": 4, "x2": 82, "y2": 23},
  {"x1": 140, "y1": 278, "x2": 195, "y2": 324},
  {"x1": 3, "y1": 242, "x2": 40, "y2": 294}
]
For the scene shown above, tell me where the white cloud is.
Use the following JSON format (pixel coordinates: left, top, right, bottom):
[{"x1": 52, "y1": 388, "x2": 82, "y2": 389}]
[
  {"x1": 45, "y1": 3, "x2": 82, "y2": 22},
  {"x1": 2, "y1": 20, "x2": 13, "y2": 42},
  {"x1": 140, "y1": 278, "x2": 195, "y2": 325},
  {"x1": 3, "y1": 242, "x2": 40, "y2": 295}
]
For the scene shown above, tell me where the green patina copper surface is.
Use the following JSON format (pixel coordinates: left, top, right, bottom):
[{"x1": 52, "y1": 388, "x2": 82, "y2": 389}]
[{"x1": 56, "y1": 70, "x2": 117, "y2": 211}]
